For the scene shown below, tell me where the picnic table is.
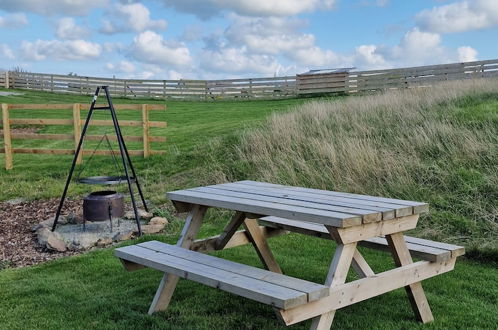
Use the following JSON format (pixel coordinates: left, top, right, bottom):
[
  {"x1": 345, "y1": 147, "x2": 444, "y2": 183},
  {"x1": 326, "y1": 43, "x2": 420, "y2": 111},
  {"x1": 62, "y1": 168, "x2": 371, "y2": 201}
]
[{"x1": 115, "y1": 180, "x2": 464, "y2": 329}]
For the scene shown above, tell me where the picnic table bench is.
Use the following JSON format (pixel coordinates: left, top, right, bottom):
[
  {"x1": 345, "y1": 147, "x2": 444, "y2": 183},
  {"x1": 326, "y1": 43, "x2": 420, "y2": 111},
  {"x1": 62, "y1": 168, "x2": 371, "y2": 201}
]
[{"x1": 115, "y1": 180, "x2": 464, "y2": 329}]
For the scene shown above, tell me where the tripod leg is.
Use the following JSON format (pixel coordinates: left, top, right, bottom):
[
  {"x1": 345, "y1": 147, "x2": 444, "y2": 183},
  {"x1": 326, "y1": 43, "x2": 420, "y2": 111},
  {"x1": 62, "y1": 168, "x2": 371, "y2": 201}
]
[
  {"x1": 52, "y1": 87, "x2": 100, "y2": 232},
  {"x1": 104, "y1": 87, "x2": 143, "y2": 235},
  {"x1": 104, "y1": 101, "x2": 148, "y2": 211}
]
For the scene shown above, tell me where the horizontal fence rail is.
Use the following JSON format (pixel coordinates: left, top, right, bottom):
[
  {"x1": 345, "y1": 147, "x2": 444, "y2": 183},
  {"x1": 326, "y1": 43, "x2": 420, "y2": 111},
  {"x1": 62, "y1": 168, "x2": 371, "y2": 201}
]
[
  {"x1": 0, "y1": 103, "x2": 167, "y2": 170},
  {"x1": 1, "y1": 59, "x2": 498, "y2": 99}
]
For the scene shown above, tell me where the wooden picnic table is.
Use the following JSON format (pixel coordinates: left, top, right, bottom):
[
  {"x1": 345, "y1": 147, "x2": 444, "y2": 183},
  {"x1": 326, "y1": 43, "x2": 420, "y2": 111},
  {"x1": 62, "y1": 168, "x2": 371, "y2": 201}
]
[{"x1": 115, "y1": 180, "x2": 464, "y2": 329}]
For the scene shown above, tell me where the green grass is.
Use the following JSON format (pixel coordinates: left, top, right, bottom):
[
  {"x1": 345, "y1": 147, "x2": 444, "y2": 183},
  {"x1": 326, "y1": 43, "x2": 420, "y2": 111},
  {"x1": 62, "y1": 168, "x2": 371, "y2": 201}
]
[
  {"x1": 0, "y1": 219, "x2": 497, "y2": 330},
  {"x1": 0, "y1": 88, "x2": 307, "y2": 201},
  {"x1": 1, "y1": 85, "x2": 497, "y2": 329}
]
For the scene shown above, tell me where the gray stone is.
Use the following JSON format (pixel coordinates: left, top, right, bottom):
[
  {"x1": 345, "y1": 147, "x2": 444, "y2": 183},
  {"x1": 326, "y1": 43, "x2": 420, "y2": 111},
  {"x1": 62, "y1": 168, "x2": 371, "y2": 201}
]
[
  {"x1": 149, "y1": 217, "x2": 168, "y2": 226},
  {"x1": 113, "y1": 230, "x2": 134, "y2": 242},
  {"x1": 5, "y1": 197, "x2": 27, "y2": 205},
  {"x1": 37, "y1": 228, "x2": 67, "y2": 252},
  {"x1": 73, "y1": 236, "x2": 98, "y2": 250},
  {"x1": 47, "y1": 236, "x2": 67, "y2": 252},
  {"x1": 141, "y1": 224, "x2": 165, "y2": 234},
  {"x1": 96, "y1": 237, "x2": 113, "y2": 247},
  {"x1": 124, "y1": 209, "x2": 153, "y2": 220}
]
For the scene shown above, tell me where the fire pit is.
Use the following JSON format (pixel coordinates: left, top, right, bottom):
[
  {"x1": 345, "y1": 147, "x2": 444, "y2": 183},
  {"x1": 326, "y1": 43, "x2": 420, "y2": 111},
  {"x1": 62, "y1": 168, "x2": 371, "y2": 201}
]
[{"x1": 83, "y1": 190, "x2": 124, "y2": 221}]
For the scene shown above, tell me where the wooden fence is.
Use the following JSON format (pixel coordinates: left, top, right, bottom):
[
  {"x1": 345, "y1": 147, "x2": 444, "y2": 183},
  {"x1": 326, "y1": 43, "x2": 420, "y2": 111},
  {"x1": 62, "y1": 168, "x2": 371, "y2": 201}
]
[
  {"x1": 0, "y1": 103, "x2": 166, "y2": 170},
  {"x1": 1, "y1": 59, "x2": 498, "y2": 99}
]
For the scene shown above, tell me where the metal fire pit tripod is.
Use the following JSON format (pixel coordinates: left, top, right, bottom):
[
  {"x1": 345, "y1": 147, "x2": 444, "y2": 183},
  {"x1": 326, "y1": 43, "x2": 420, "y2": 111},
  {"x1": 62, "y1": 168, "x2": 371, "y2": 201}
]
[{"x1": 51, "y1": 86, "x2": 146, "y2": 235}]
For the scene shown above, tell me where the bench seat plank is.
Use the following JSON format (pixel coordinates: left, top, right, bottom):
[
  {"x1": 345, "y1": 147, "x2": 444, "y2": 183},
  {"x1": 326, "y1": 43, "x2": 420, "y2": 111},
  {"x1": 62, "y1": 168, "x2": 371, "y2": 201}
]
[
  {"x1": 115, "y1": 242, "x2": 329, "y2": 310},
  {"x1": 140, "y1": 241, "x2": 329, "y2": 302},
  {"x1": 259, "y1": 217, "x2": 464, "y2": 262}
]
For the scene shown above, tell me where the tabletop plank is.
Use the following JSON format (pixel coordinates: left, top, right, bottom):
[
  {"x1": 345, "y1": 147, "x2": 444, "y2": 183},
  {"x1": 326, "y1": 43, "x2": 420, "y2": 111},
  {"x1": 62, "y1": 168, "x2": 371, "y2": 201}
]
[
  {"x1": 193, "y1": 186, "x2": 382, "y2": 223},
  {"x1": 212, "y1": 183, "x2": 408, "y2": 220},
  {"x1": 238, "y1": 181, "x2": 429, "y2": 214},
  {"x1": 167, "y1": 189, "x2": 362, "y2": 227}
]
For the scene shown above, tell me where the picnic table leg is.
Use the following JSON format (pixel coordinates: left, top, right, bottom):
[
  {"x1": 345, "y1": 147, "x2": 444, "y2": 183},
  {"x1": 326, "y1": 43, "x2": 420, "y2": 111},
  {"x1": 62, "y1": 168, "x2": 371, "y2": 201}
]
[
  {"x1": 386, "y1": 232, "x2": 434, "y2": 323},
  {"x1": 351, "y1": 249, "x2": 375, "y2": 278},
  {"x1": 148, "y1": 205, "x2": 208, "y2": 314},
  {"x1": 310, "y1": 241, "x2": 358, "y2": 330},
  {"x1": 243, "y1": 218, "x2": 282, "y2": 273}
]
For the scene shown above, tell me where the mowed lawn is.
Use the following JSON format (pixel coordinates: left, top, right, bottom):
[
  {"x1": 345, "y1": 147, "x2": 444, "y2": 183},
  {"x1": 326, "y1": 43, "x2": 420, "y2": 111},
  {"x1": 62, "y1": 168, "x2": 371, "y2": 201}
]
[{"x1": 0, "y1": 88, "x2": 497, "y2": 329}]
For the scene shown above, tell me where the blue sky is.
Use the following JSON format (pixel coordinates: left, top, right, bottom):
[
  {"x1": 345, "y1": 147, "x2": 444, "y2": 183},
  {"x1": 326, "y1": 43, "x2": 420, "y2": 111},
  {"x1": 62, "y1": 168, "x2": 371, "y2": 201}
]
[{"x1": 0, "y1": 0, "x2": 497, "y2": 79}]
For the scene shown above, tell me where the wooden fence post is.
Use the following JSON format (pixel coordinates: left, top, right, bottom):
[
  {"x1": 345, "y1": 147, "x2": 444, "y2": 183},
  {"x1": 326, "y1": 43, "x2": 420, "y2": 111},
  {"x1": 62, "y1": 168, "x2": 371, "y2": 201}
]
[
  {"x1": 2, "y1": 103, "x2": 13, "y2": 170},
  {"x1": 5, "y1": 71, "x2": 9, "y2": 89},
  {"x1": 142, "y1": 104, "x2": 150, "y2": 158},
  {"x1": 73, "y1": 103, "x2": 83, "y2": 164}
]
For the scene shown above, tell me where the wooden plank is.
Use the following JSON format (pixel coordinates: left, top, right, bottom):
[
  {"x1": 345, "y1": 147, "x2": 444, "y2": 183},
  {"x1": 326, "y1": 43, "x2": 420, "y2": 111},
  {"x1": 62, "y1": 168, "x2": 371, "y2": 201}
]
[
  {"x1": 243, "y1": 218, "x2": 283, "y2": 274},
  {"x1": 310, "y1": 241, "x2": 357, "y2": 329},
  {"x1": 210, "y1": 183, "x2": 391, "y2": 221},
  {"x1": 84, "y1": 119, "x2": 166, "y2": 128},
  {"x1": 359, "y1": 236, "x2": 451, "y2": 262},
  {"x1": 2, "y1": 148, "x2": 154, "y2": 156},
  {"x1": 386, "y1": 232, "x2": 434, "y2": 323},
  {"x1": 2, "y1": 104, "x2": 13, "y2": 170},
  {"x1": 260, "y1": 215, "x2": 419, "y2": 245},
  {"x1": 218, "y1": 183, "x2": 399, "y2": 220},
  {"x1": 215, "y1": 211, "x2": 247, "y2": 250},
  {"x1": 10, "y1": 118, "x2": 73, "y2": 125},
  {"x1": 190, "y1": 227, "x2": 288, "y2": 253},
  {"x1": 351, "y1": 249, "x2": 375, "y2": 278},
  {"x1": 148, "y1": 205, "x2": 207, "y2": 314},
  {"x1": 116, "y1": 245, "x2": 308, "y2": 310},
  {"x1": 142, "y1": 104, "x2": 150, "y2": 157},
  {"x1": 141, "y1": 241, "x2": 329, "y2": 302},
  {"x1": 238, "y1": 181, "x2": 427, "y2": 215},
  {"x1": 167, "y1": 189, "x2": 362, "y2": 228},
  {"x1": 79, "y1": 104, "x2": 165, "y2": 111},
  {"x1": 73, "y1": 103, "x2": 82, "y2": 164},
  {"x1": 404, "y1": 236, "x2": 465, "y2": 258},
  {"x1": 10, "y1": 133, "x2": 73, "y2": 141},
  {"x1": 7, "y1": 133, "x2": 163, "y2": 142},
  {"x1": 279, "y1": 258, "x2": 456, "y2": 325},
  {"x1": 7, "y1": 104, "x2": 74, "y2": 110},
  {"x1": 199, "y1": 186, "x2": 382, "y2": 223}
]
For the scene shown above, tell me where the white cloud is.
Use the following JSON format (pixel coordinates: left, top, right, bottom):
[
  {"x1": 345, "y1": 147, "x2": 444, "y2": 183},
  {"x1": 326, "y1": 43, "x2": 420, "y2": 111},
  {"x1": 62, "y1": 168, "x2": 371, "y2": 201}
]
[
  {"x1": 0, "y1": 44, "x2": 15, "y2": 59},
  {"x1": 416, "y1": 0, "x2": 498, "y2": 34},
  {"x1": 457, "y1": 46, "x2": 478, "y2": 62},
  {"x1": 353, "y1": 45, "x2": 389, "y2": 69},
  {"x1": 224, "y1": 16, "x2": 313, "y2": 55},
  {"x1": 128, "y1": 31, "x2": 192, "y2": 67},
  {"x1": 159, "y1": 0, "x2": 335, "y2": 19},
  {"x1": 200, "y1": 47, "x2": 281, "y2": 75},
  {"x1": 100, "y1": 3, "x2": 167, "y2": 34},
  {"x1": 0, "y1": 0, "x2": 107, "y2": 15},
  {"x1": 359, "y1": 28, "x2": 477, "y2": 69},
  {"x1": 55, "y1": 18, "x2": 89, "y2": 40},
  {"x1": 0, "y1": 13, "x2": 28, "y2": 29},
  {"x1": 20, "y1": 39, "x2": 102, "y2": 61},
  {"x1": 106, "y1": 60, "x2": 135, "y2": 73}
]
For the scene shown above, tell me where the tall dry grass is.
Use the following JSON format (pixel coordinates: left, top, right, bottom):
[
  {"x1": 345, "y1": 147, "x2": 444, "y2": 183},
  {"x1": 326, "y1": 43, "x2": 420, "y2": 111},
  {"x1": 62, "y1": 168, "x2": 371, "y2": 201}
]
[{"x1": 204, "y1": 79, "x2": 498, "y2": 253}]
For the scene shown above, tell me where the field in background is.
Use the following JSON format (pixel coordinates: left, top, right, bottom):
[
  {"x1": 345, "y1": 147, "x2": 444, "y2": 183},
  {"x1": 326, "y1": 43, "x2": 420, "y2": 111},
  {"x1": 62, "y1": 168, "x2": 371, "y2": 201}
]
[
  {"x1": 201, "y1": 79, "x2": 498, "y2": 257},
  {"x1": 0, "y1": 88, "x2": 307, "y2": 201},
  {"x1": 1, "y1": 80, "x2": 497, "y2": 329}
]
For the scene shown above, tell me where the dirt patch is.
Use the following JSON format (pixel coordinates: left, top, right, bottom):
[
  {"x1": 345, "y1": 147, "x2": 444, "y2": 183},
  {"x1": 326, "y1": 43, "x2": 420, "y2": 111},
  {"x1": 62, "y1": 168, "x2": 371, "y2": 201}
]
[{"x1": 0, "y1": 199, "x2": 82, "y2": 269}]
